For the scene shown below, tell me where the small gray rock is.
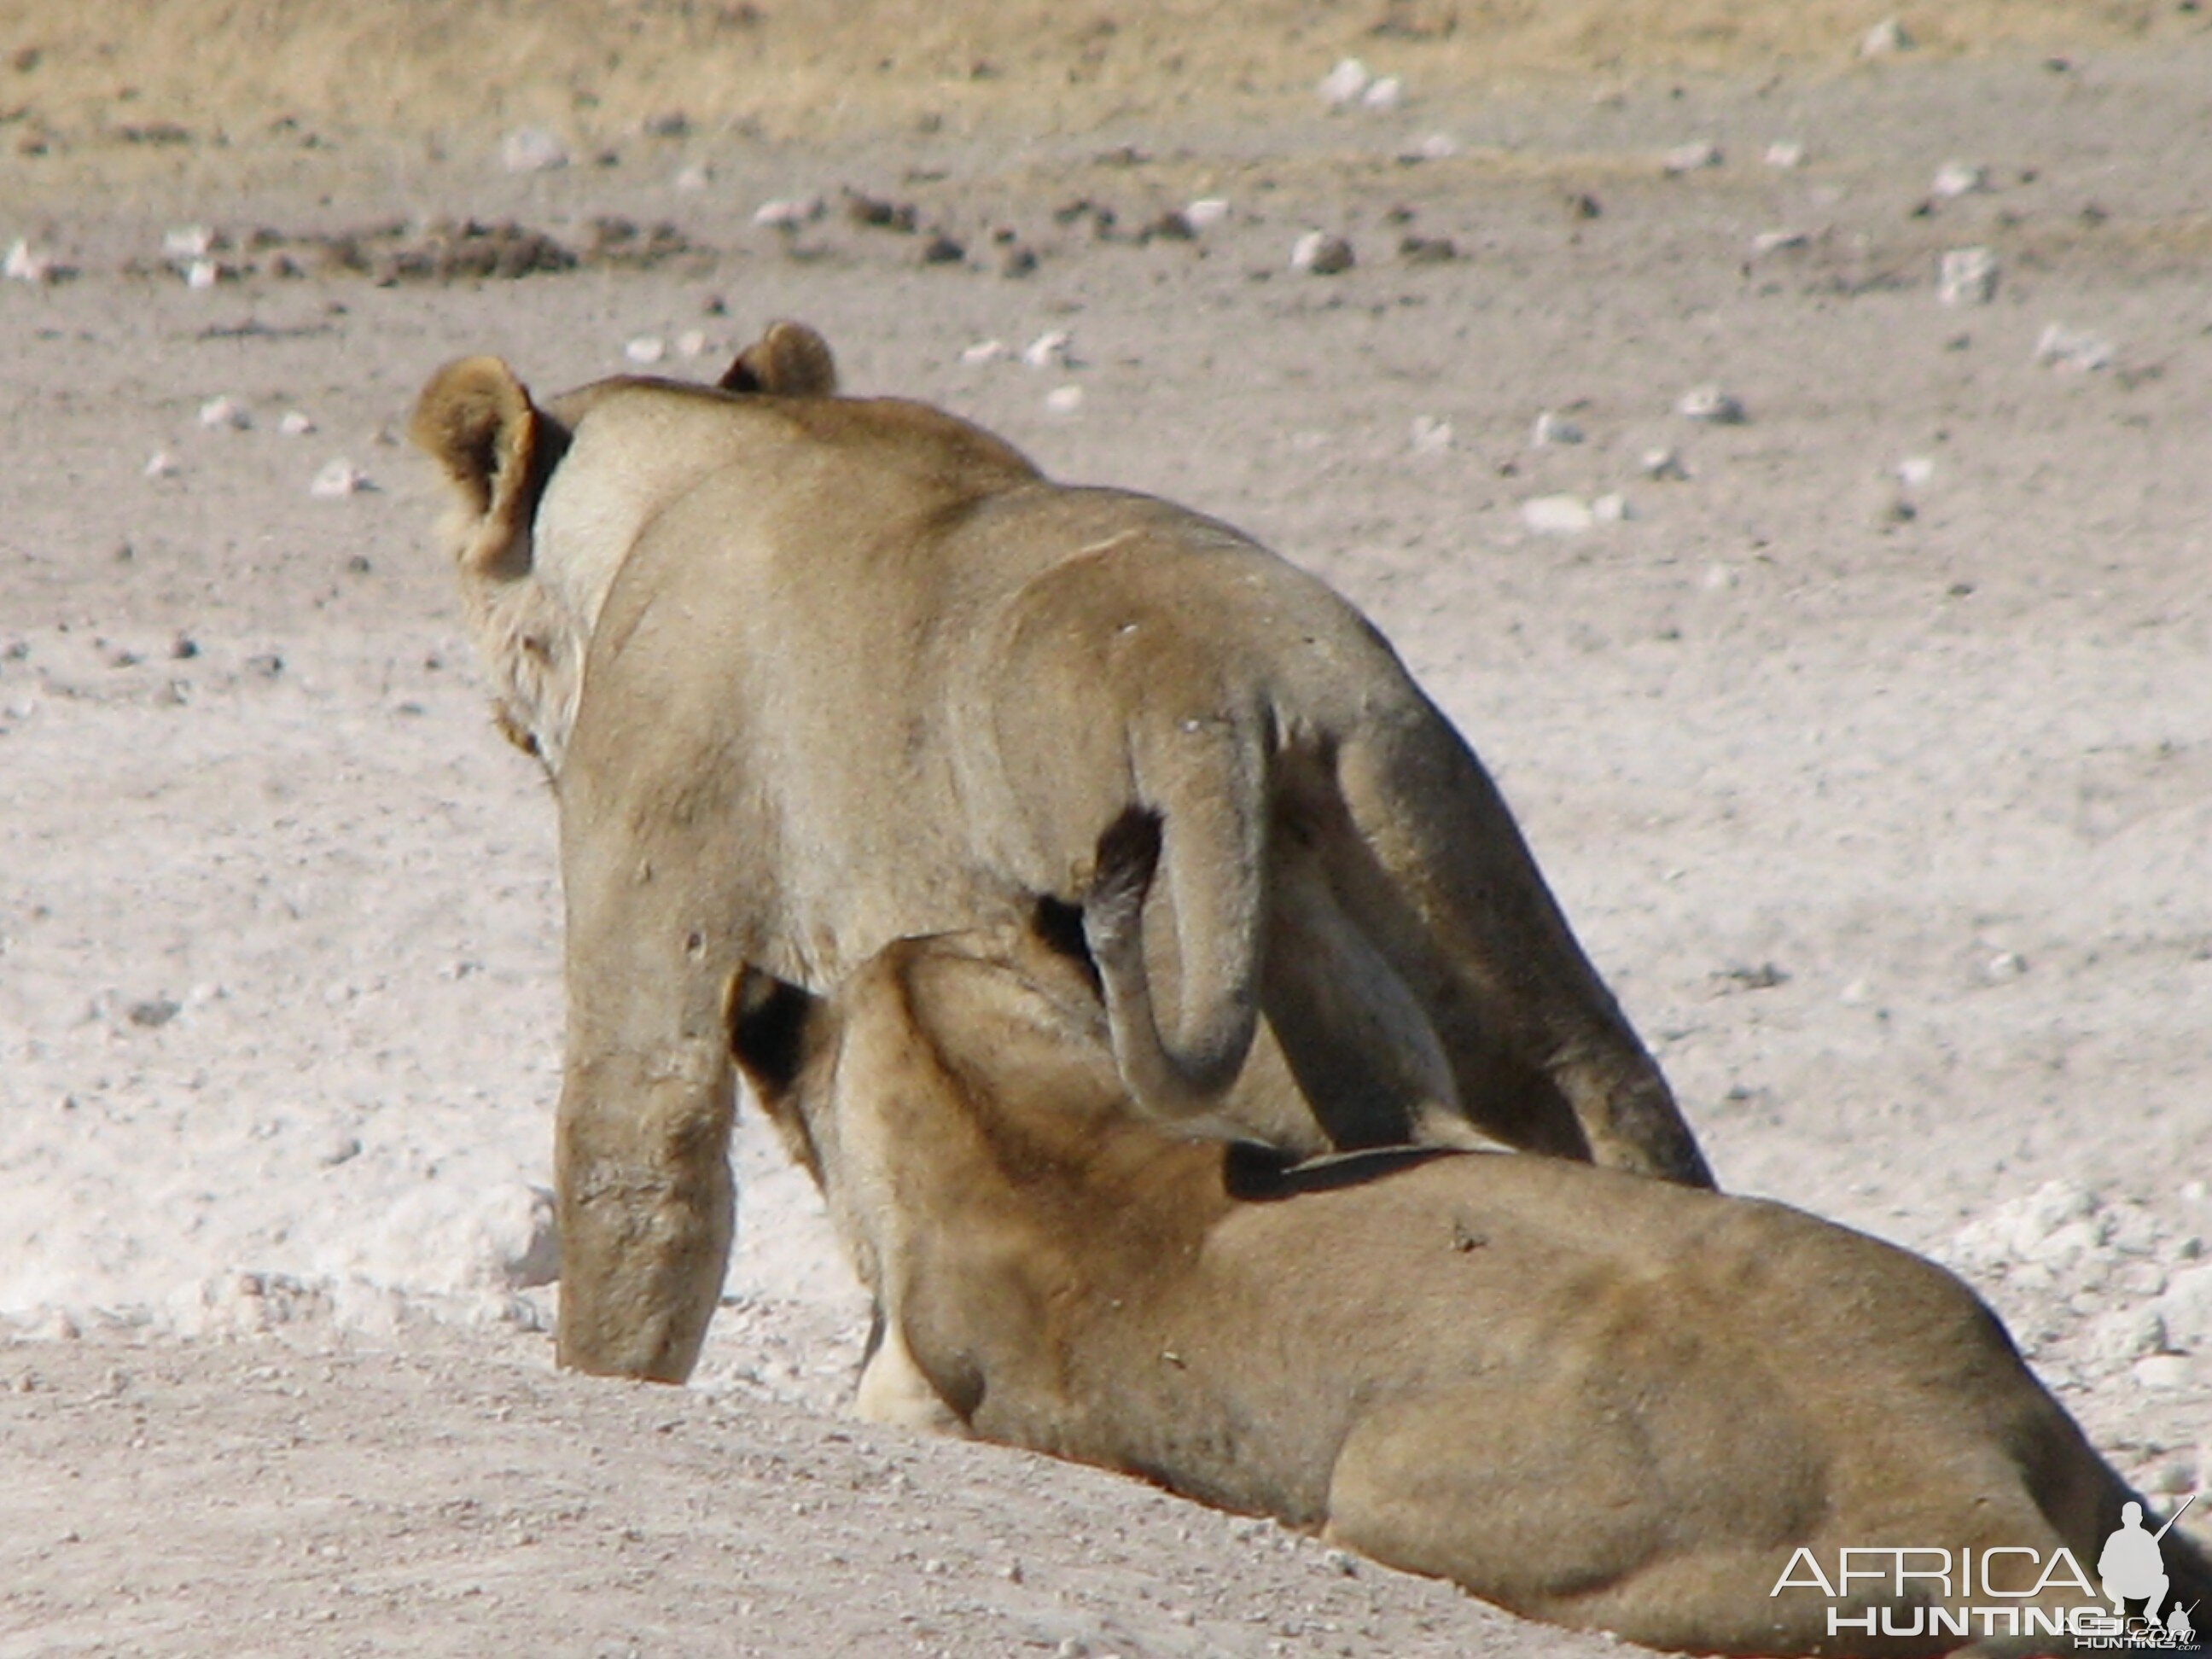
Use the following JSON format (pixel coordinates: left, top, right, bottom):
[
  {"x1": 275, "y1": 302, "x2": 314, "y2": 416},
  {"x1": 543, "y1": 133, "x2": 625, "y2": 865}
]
[
  {"x1": 1676, "y1": 384, "x2": 1748, "y2": 424},
  {"x1": 500, "y1": 127, "x2": 568, "y2": 174},
  {"x1": 1290, "y1": 231, "x2": 1355, "y2": 275}
]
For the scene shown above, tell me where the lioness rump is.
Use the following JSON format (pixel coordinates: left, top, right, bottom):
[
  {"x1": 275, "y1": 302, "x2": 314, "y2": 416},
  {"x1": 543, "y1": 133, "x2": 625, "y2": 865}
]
[
  {"x1": 726, "y1": 833, "x2": 2209, "y2": 1656},
  {"x1": 412, "y1": 321, "x2": 1711, "y2": 1381}
]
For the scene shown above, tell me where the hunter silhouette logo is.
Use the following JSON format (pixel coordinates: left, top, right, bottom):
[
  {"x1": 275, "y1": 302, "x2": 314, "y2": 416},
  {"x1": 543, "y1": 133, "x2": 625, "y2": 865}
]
[{"x1": 2100, "y1": 1495, "x2": 2192, "y2": 1621}]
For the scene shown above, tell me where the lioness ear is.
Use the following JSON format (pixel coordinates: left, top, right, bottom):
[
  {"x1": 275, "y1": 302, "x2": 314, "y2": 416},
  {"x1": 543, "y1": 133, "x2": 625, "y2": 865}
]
[
  {"x1": 409, "y1": 357, "x2": 550, "y2": 573},
  {"x1": 718, "y1": 320, "x2": 838, "y2": 397},
  {"x1": 725, "y1": 964, "x2": 823, "y2": 1101}
]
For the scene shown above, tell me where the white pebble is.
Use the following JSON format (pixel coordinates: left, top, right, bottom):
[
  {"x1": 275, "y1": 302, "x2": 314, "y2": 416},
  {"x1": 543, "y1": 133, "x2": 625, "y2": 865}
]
[
  {"x1": 1937, "y1": 246, "x2": 2000, "y2": 306},
  {"x1": 2117, "y1": 1260, "x2": 2170, "y2": 1298},
  {"x1": 2132, "y1": 1353, "x2": 2194, "y2": 1391},
  {"x1": 1703, "y1": 562, "x2": 1741, "y2": 592},
  {"x1": 1182, "y1": 197, "x2": 1231, "y2": 230},
  {"x1": 1410, "y1": 132, "x2": 1459, "y2": 161},
  {"x1": 2144, "y1": 1453, "x2": 2201, "y2": 1496},
  {"x1": 1941, "y1": 1180, "x2": 2104, "y2": 1275},
  {"x1": 672, "y1": 164, "x2": 712, "y2": 193},
  {"x1": 2027, "y1": 1219, "x2": 2102, "y2": 1270},
  {"x1": 2034, "y1": 323, "x2": 2113, "y2": 372},
  {"x1": 3, "y1": 237, "x2": 56, "y2": 283},
  {"x1": 500, "y1": 126, "x2": 568, "y2": 174},
  {"x1": 1930, "y1": 160, "x2": 1988, "y2": 199},
  {"x1": 309, "y1": 459, "x2": 371, "y2": 498},
  {"x1": 958, "y1": 339, "x2": 1011, "y2": 365},
  {"x1": 1592, "y1": 492, "x2": 1633, "y2": 524},
  {"x1": 277, "y1": 410, "x2": 317, "y2": 437},
  {"x1": 1021, "y1": 329, "x2": 1075, "y2": 370},
  {"x1": 1289, "y1": 231, "x2": 1354, "y2": 275},
  {"x1": 1521, "y1": 495, "x2": 1594, "y2": 534},
  {"x1": 2108, "y1": 1202, "x2": 2161, "y2": 1257},
  {"x1": 2087, "y1": 1308, "x2": 2168, "y2": 1368},
  {"x1": 143, "y1": 451, "x2": 183, "y2": 480},
  {"x1": 624, "y1": 335, "x2": 667, "y2": 366},
  {"x1": 1985, "y1": 950, "x2": 2029, "y2": 982},
  {"x1": 1763, "y1": 140, "x2": 1806, "y2": 169},
  {"x1": 1675, "y1": 384, "x2": 1747, "y2": 424},
  {"x1": 496, "y1": 1185, "x2": 561, "y2": 1289},
  {"x1": 752, "y1": 195, "x2": 824, "y2": 229},
  {"x1": 1662, "y1": 141, "x2": 1722, "y2": 175},
  {"x1": 1360, "y1": 75, "x2": 1405, "y2": 112},
  {"x1": 1641, "y1": 446, "x2": 1689, "y2": 480},
  {"x1": 197, "y1": 396, "x2": 252, "y2": 431},
  {"x1": 676, "y1": 329, "x2": 708, "y2": 359},
  {"x1": 1895, "y1": 457, "x2": 1936, "y2": 487},
  {"x1": 1318, "y1": 58, "x2": 1373, "y2": 108},
  {"x1": 1859, "y1": 17, "x2": 1913, "y2": 56},
  {"x1": 1751, "y1": 229, "x2": 1811, "y2": 256},
  {"x1": 1044, "y1": 384, "x2": 1084, "y2": 415},
  {"x1": 1407, "y1": 416, "x2": 1453, "y2": 455},
  {"x1": 184, "y1": 259, "x2": 223, "y2": 290},
  {"x1": 2029, "y1": 1179, "x2": 2101, "y2": 1234},
  {"x1": 1530, "y1": 410, "x2": 1584, "y2": 446},
  {"x1": 163, "y1": 225, "x2": 215, "y2": 259},
  {"x1": 2153, "y1": 1263, "x2": 2212, "y2": 1349}
]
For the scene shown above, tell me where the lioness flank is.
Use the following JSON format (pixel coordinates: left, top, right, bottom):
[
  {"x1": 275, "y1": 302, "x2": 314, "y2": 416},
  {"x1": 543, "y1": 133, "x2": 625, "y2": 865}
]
[
  {"x1": 412, "y1": 321, "x2": 1712, "y2": 1382},
  {"x1": 725, "y1": 813, "x2": 2212, "y2": 1658}
]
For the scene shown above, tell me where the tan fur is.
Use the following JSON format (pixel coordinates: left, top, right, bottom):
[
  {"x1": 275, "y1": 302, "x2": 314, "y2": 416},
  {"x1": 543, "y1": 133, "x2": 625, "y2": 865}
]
[
  {"x1": 412, "y1": 321, "x2": 1711, "y2": 1381},
  {"x1": 726, "y1": 894, "x2": 2211, "y2": 1657}
]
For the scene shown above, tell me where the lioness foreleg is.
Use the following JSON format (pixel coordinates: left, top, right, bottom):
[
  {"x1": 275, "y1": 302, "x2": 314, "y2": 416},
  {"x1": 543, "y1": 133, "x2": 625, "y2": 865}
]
[
  {"x1": 553, "y1": 865, "x2": 740, "y2": 1382},
  {"x1": 554, "y1": 1045, "x2": 734, "y2": 1382}
]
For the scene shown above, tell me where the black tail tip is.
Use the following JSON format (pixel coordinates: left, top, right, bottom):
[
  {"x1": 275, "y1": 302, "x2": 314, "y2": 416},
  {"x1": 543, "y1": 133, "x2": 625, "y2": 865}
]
[{"x1": 1092, "y1": 805, "x2": 1164, "y2": 901}]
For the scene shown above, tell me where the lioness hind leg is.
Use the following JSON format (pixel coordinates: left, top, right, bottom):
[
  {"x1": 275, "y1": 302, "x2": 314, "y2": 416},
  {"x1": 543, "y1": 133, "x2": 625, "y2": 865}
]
[
  {"x1": 1326, "y1": 724, "x2": 1714, "y2": 1188},
  {"x1": 1323, "y1": 1387, "x2": 1672, "y2": 1631},
  {"x1": 1260, "y1": 840, "x2": 1481, "y2": 1151}
]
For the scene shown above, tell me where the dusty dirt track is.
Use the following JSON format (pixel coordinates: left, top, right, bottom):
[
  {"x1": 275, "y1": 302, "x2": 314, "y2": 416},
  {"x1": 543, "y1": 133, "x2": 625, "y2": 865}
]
[{"x1": 2, "y1": 3, "x2": 2210, "y2": 1653}]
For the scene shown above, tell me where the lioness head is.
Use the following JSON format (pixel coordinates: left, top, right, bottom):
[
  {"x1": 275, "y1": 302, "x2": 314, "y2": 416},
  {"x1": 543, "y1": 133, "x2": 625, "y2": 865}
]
[{"x1": 410, "y1": 321, "x2": 839, "y2": 770}]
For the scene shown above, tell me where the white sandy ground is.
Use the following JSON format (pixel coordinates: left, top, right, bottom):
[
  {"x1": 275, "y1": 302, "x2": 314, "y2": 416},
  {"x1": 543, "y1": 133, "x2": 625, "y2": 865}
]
[{"x1": 2, "y1": 14, "x2": 2210, "y2": 1653}]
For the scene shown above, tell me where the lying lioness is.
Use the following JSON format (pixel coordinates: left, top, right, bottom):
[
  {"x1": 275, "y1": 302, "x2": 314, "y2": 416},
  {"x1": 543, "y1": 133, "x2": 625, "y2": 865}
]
[
  {"x1": 725, "y1": 815, "x2": 2209, "y2": 1656},
  {"x1": 412, "y1": 321, "x2": 1710, "y2": 1382}
]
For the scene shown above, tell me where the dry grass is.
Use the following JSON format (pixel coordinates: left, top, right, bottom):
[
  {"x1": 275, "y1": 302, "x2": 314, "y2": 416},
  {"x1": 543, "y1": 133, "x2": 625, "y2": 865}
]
[{"x1": 0, "y1": 0, "x2": 2194, "y2": 145}]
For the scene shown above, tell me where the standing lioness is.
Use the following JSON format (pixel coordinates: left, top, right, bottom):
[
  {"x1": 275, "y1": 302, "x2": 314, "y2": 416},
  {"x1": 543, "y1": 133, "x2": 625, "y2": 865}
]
[{"x1": 412, "y1": 322, "x2": 1712, "y2": 1382}]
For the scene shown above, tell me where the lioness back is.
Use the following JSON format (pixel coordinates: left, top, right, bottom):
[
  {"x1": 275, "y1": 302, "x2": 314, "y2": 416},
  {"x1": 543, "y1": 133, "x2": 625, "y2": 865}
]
[{"x1": 554, "y1": 385, "x2": 1426, "y2": 975}]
